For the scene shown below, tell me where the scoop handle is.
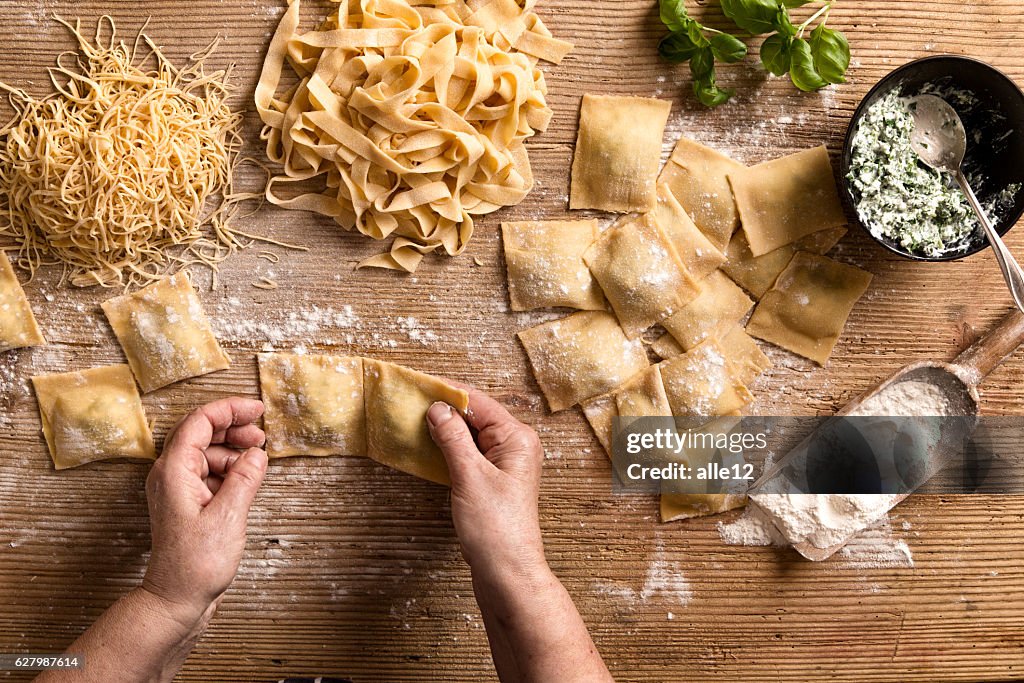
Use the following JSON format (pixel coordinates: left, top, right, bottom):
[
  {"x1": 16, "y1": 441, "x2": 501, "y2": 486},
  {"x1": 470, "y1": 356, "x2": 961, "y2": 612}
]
[{"x1": 952, "y1": 308, "x2": 1024, "y2": 384}]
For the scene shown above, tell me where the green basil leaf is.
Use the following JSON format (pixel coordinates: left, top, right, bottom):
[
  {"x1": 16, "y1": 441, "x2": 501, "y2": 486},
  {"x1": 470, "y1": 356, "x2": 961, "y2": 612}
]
[
  {"x1": 809, "y1": 23, "x2": 851, "y2": 84},
  {"x1": 658, "y1": 31, "x2": 699, "y2": 62},
  {"x1": 772, "y1": 6, "x2": 797, "y2": 36},
  {"x1": 788, "y1": 37, "x2": 828, "y2": 91},
  {"x1": 694, "y1": 77, "x2": 734, "y2": 107},
  {"x1": 709, "y1": 32, "x2": 747, "y2": 63},
  {"x1": 659, "y1": 0, "x2": 690, "y2": 33},
  {"x1": 721, "y1": 0, "x2": 781, "y2": 35},
  {"x1": 689, "y1": 47, "x2": 715, "y2": 79},
  {"x1": 781, "y1": 0, "x2": 813, "y2": 7},
  {"x1": 686, "y1": 19, "x2": 711, "y2": 47},
  {"x1": 759, "y1": 33, "x2": 791, "y2": 75}
]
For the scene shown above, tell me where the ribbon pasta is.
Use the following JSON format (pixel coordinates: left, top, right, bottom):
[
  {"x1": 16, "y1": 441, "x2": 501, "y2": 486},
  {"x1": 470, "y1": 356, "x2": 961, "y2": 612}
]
[{"x1": 256, "y1": 0, "x2": 570, "y2": 271}]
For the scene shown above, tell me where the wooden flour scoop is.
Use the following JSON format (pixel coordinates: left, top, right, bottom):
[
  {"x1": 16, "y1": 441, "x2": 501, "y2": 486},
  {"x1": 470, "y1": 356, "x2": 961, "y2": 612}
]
[{"x1": 751, "y1": 308, "x2": 1024, "y2": 561}]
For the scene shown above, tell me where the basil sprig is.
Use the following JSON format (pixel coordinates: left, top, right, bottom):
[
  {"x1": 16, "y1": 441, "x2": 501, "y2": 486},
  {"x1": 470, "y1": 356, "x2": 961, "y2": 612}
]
[{"x1": 658, "y1": 0, "x2": 850, "y2": 106}]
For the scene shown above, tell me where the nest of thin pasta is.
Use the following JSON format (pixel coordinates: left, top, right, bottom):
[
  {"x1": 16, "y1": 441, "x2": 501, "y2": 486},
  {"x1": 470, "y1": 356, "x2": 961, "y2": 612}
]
[{"x1": 0, "y1": 17, "x2": 258, "y2": 288}]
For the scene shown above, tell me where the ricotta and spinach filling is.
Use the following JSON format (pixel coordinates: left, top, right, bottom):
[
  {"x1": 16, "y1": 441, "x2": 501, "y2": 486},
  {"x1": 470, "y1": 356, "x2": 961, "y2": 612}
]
[{"x1": 848, "y1": 89, "x2": 1018, "y2": 257}]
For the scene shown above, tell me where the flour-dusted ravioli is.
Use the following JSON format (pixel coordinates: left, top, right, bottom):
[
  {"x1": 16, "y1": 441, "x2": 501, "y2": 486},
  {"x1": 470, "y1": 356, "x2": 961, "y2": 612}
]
[
  {"x1": 729, "y1": 145, "x2": 847, "y2": 257},
  {"x1": 502, "y1": 219, "x2": 604, "y2": 311},
  {"x1": 569, "y1": 94, "x2": 671, "y2": 212},
  {"x1": 362, "y1": 359, "x2": 469, "y2": 486},
  {"x1": 101, "y1": 273, "x2": 230, "y2": 392},
  {"x1": 719, "y1": 325, "x2": 772, "y2": 386},
  {"x1": 519, "y1": 310, "x2": 649, "y2": 412},
  {"x1": 722, "y1": 225, "x2": 847, "y2": 298},
  {"x1": 650, "y1": 185, "x2": 726, "y2": 281},
  {"x1": 583, "y1": 216, "x2": 700, "y2": 339},
  {"x1": 658, "y1": 137, "x2": 746, "y2": 251},
  {"x1": 746, "y1": 252, "x2": 873, "y2": 365},
  {"x1": 582, "y1": 365, "x2": 672, "y2": 459},
  {"x1": 0, "y1": 251, "x2": 45, "y2": 352},
  {"x1": 661, "y1": 271, "x2": 754, "y2": 351},
  {"x1": 661, "y1": 493, "x2": 746, "y2": 522},
  {"x1": 651, "y1": 326, "x2": 770, "y2": 386},
  {"x1": 659, "y1": 339, "x2": 752, "y2": 419},
  {"x1": 31, "y1": 364, "x2": 155, "y2": 470},
  {"x1": 258, "y1": 353, "x2": 365, "y2": 458}
]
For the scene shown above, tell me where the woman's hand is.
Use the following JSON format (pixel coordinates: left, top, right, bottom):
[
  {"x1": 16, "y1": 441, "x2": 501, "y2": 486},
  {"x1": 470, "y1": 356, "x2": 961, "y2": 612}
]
[
  {"x1": 426, "y1": 389, "x2": 547, "y2": 580},
  {"x1": 142, "y1": 397, "x2": 269, "y2": 623},
  {"x1": 426, "y1": 388, "x2": 613, "y2": 682}
]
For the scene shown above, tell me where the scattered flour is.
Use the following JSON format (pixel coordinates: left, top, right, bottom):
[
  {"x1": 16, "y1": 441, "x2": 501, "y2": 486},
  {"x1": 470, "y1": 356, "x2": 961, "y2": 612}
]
[{"x1": 592, "y1": 546, "x2": 691, "y2": 606}]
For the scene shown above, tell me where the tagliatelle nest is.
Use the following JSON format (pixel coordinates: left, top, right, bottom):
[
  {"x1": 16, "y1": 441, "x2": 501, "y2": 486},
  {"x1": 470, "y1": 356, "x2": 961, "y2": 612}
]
[
  {"x1": 256, "y1": 0, "x2": 572, "y2": 272},
  {"x1": 0, "y1": 17, "x2": 273, "y2": 289}
]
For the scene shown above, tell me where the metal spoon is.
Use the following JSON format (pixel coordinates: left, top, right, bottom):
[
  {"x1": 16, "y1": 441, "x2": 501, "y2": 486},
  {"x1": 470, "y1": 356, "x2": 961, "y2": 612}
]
[{"x1": 907, "y1": 94, "x2": 1024, "y2": 313}]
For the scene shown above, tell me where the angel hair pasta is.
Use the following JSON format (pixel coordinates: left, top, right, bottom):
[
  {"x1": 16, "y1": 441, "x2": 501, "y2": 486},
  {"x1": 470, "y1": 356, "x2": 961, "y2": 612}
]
[{"x1": 0, "y1": 17, "x2": 260, "y2": 288}]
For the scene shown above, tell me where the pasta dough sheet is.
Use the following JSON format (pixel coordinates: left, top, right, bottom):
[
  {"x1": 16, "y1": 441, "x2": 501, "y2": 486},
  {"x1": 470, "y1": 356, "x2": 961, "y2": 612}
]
[
  {"x1": 722, "y1": 226, "x2": 847, "y2": 299},
  {"x1": 746, "y1": 252, "x2": 873, "y2": 365},
  {"x1": 729, "y1": 145, "x2": 847, "y2": 257},
  {"x1": 570, "y1": 94, "x2": 671, "y2": 212},
  {"x1": 658, "y1": 137, "x2": 746, "y2": 251},
  {"x1": 258, "y1": 353, "x2": 366, "y2": 458},
  {"x1": 102, "y1": 273, "x2": 230, "y2": 392},
  {"x1": 650, "y1": 185, "x2": 727, "y2": 281},
  {"x1": 661, "y1": 271, "x2": 754, "y2": 351},
  {"x1": 0, "y1": 251, "x2": 45, "y2": 351},
  {"x1": 363, "y1": 359, "x2": 469, "y2": 486},
  {"x1": 31, "y1": 364, "x2": 156, "y2": 470},
  {"x1": 583, "y1": 216, "x2": 699, "y2": 339},
  {"x1": 658, "y1": 339, "x2": 753, "y2": 419},
  {"x1": 502, "y1": 220, "x2": 604, "y2": 311},
  {"x1": 519, "y1": 311, "x2": 649, "y2": 412}
]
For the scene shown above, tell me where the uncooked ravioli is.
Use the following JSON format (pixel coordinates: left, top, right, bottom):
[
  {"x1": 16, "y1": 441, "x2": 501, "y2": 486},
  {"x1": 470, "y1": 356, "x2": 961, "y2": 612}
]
[
  {"x1": 31, "y1": 364, "x2": 155, "y2": 470},
  {"x1": 570, "y1": 94, "x2": 671, "y2": 212},
  {"x1": 0, "y1": 251, "x2": 45, "y2": 352},
  {"x1": 101, "y1": 273, "x2": 230, "y2": 393}
]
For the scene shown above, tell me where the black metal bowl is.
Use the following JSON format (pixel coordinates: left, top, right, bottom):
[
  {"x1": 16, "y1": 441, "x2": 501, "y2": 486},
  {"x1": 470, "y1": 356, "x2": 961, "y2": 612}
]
[{"x1": 840, "y1": 55, "x2": 1024, "y2": 261}]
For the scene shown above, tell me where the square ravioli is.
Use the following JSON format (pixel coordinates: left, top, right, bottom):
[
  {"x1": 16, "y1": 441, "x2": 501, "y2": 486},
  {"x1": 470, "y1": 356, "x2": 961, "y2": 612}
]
[
  {"x1": 583, "y1": 216, "x2": 700, "y2": 339},
  {"x1": 569, "y1": 94, "x2": 671, "y2": 212},
  {"x1": 728, "y1": 145, "x2": 847, "y2": 257},
  {"x1": 0, "y1": 251, "x2": 45, "y2": 351},
  {"x1": 722, "y1": 225, "x2": 847, "y2": 299},
  {"x1": 650, "y1": 326, "x2": 771, "y2": 386},
  {"x1": 661, "y1": 493, "x2": 746, "y2": 522},
  {"x1": 362, "y1": 359, "x2": 469, "y2": 486},
  {"x1": 746, "y1": 252, "x2": 873, "y2": 365},
  {"x1": 31, "y1": 364, "x2": 156, "y2": 470},
  {"x1": 658, "y1": 136, "x2": 746, "y2": 251},
  {"x1": 501, "y1": 219, "x2": 604, "y2": 311},
  {"x1": 650, "y1": 185, "x2": 727, "y2": 281},
  {"x1": 582, "y1": 365, "x2": 672, "y2": 458},
  {"x1": 518, "y1": 310, "x2": 649, "y2": 412},
  {"x1": 661, "y1": 271, "x2": 754, "y2": 351},
  {"x1": 258, "y1": 353, "x2": 366, "y2": 458},
  {"x1": 101, "y1": 273, "x2": 231, "y2": 393},
  {"x1": 658, "y1": 339, "x2": 752, "y2": 419}
]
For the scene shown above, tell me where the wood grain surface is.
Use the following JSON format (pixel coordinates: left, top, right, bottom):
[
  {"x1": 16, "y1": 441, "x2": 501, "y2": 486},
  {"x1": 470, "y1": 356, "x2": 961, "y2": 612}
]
[{"x1": 2, "y1": 0, "x2": 1024, "y2": 681}]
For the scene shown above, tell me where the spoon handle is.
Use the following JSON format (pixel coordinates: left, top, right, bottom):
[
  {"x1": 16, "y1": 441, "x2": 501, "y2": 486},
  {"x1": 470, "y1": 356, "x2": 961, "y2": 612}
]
[
  {"x1": 952, "y1": 308, "x2": 1024, "y2": 385},
  {"x1": 955, "y1": 171, "x2": 1024, "y2": 314}
]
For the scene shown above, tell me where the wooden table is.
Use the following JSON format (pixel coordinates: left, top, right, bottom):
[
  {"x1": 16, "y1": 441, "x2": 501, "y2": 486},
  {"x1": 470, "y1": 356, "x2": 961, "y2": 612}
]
[{"x1": 1, "y1": 1, "x2": 1023, "y2": 681}]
